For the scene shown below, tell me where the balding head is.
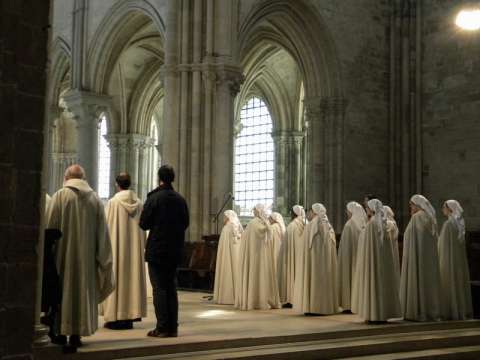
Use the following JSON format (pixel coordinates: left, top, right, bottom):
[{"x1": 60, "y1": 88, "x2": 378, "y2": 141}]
[{"x1": 64, "y1": 164, "x2": 86, "y2": 181}]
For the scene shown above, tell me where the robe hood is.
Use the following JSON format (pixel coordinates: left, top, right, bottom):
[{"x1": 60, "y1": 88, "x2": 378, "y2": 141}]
[
  {"x1": 113, "y1": 190, "x2": 141, "y2": 216},
  {"x1": 64, "y1": 178, "x2": 94, "y2": 196}
]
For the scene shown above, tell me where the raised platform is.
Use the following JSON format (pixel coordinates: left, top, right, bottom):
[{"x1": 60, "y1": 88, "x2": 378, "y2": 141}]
[{"x1": 35, "y1": 291, "x2": 480, "y2": 360}]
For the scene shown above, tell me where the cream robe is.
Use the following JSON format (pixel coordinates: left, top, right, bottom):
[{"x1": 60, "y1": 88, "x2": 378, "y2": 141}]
[
  {"x1": 386, "y1": 220, "x2": 401, "y2": 291},
  {"x1": 337, "y1": 218, "x2": 362, "y2": 311},
  {"x1": 400, "y1": 210, "x2": 441, "y2": 321},
  {"x1": 213, "y1": 221, "x2": 242, "y2": 305},
  {"x1": 352, "y1": 220, "x2": 401, "y2": 321},
  {"x1": 235, "y1": 217, "x2": 280, "y2": 310},
  {"x1": 46, "y1": 179, "x2": 114, "y2": 336},
  {"x1": 271, "y1": 222, "x2": 285, "y2": 274},
  {"x1": 294, "y1": 217, "x2": 338, "y2": 314},
  {"x1": 277, "y1": 217, "x2": 304, "y2": 305},
  {"x1": 438, "y1": 218, "x2": 473, "y2": 320},
  {"x1": 100, "y1": 190, "x2": 147, "y2": 322}
]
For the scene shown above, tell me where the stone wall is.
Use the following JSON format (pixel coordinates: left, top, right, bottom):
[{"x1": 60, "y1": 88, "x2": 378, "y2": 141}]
[
  {"x1": 0, "y1": 0, "x2": 50, "y2": 358},
  {"x1": 310, "y1": 0, "x2": 392, "y2": 214},
  {"x1": 422, "y1": 0, "x2": 480, "y2": 230}
]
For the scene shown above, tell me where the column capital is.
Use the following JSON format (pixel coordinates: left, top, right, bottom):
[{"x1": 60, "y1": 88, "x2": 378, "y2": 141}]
[
  {"x1": 215, "y1": 63, "x2": 244, "y2": 96},
  {"x1": 63, "y1": 90, "x2": 112, "y2": 125}
]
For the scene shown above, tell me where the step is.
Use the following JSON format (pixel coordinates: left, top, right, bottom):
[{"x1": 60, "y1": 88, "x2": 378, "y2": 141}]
[
  {"x1": 123, "y1": 328, "x2": 480, "y2": 360},
  {"x1": 34, "y1": 321, "x2": 480, "y2": 360},
  {"x1": 341, "y1": 345, "x2": 480, "y2": 359}
]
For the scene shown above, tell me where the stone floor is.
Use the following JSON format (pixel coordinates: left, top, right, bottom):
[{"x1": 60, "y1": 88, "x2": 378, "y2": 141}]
[{"x1": 83, "y1": 291, "x2": 400, "y2": 352}]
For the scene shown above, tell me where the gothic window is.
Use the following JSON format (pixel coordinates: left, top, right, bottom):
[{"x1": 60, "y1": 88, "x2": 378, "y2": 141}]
[
  {"x1": 234, "y1": 97, "x2": 275, "y2": 216},
  {"x1": 98, "y1": 114, "x2": 110, "y2": 199}
]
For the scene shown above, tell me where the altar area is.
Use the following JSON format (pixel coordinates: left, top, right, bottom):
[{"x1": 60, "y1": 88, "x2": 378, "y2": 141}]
[{"x1": 35, "y1": 291, "x2": 480, "y2": 360}]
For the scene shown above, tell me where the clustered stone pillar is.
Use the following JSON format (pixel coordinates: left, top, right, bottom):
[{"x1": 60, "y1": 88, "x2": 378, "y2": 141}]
[
  {"x1": 48, "y1": 106, "x2": 78, "y2": 193},
  {"x1": 106, "y1": 133, "x2": 153, "y2": 200},
  {"x1": 304, "y1": 96, "x2": 346, "y2": 231},
  {"x1": 273, "y1": 131, "x2": 305, "y2": 216},
  {"x1": 161, "y1": 0, "x2": 243, "y2": 241},
  {"x1": 63, "y1": 90, "x2": 111, "y2": 191}
]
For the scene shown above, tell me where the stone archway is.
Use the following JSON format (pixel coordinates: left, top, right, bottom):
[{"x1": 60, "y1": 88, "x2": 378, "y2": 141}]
[{"x1": 238, "y1": 0, "x2": 346, "y2": 226}]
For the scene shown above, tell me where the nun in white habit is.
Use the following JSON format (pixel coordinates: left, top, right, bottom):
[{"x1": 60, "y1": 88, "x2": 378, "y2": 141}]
[
  {"x1": 213, "y1": 210, "x2": 243, "y2": 305},
  {"x1": 269, "y1": 212, "x2": 286, "y2": 272},
  {"x1": 337, "y1": 201, "x2": 367, "y2": 312},
  {"x1": 277, "y1": 205, "x2": 305, "y2": 306},
  {"x1": 384, "y1": 205, "x2": 400, "y2": 288},
  {"x1": 400, "y1": 194, "x2": 442, "y2": 321},
  {"x1": 438, "y1": 200, "x2": 473, "y2": 320},
  {"x1": 235, "y1": 204, "x2": 281, "y2": 310},
  {"x1": 352, "y1": 199, "x2": 401, "y2": 322},
  {"x1": 294, "y1": 203, "x2": 338, "y2": 315}
]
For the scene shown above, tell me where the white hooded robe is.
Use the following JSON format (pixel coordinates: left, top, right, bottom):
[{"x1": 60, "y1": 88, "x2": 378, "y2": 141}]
[
  {"x1": 294, "y1": 216, "x2": 338, "y2": 314},
  {"x1": 100, "y1": 190, "x2": 147, "y2": 322},
  {"x1": 277, "y1": 217, "x2": 305, "y2": 305},
  {"x1": 235, "y1": 217, "x2": 280, "y2": 310},
  {"x1": 400, "y1": 210, "x2": 442, "y2": 321},
  {"x1": 213, "y1": 221, "x2": 242, "y2": 305},
  {"x1": 351, "y1": 219, "x2": 401, "y2": 321},
  {"x1": 337, "y1": 218, "x2": 363, "y2": 311},
  {"x1": 46, "y1": 179, "x2": 115, "y2": 336},
  {"x1": 438, "y1": 218, "x2": 473, "y2": 320}
]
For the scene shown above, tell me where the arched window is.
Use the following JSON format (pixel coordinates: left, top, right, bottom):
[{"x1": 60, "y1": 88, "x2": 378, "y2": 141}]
[
  {"x1": 98, "y1": 115, "x2": 110, "y2": 199},
  {"x1": 234, "y1": 97, "x2": 275, "y2": 216}
]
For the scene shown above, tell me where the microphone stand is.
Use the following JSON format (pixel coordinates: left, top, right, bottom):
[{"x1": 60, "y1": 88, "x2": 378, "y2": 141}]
[{"x1": 213, "y1": 193, "x2": 233, "y2": 234}]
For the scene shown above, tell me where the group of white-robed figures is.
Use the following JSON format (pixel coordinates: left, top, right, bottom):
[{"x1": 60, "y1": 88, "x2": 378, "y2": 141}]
[
  {"x1": 213, "y1": 195, "x2": 473, "y2": 322},
  {"x1": 45, "y1": 168, "x2": 148, "y2": 339}
]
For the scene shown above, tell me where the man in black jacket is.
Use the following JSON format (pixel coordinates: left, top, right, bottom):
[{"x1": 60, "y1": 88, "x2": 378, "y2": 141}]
[{"x1": 140, "y1": 165, "x2": 189, "y2": 337}]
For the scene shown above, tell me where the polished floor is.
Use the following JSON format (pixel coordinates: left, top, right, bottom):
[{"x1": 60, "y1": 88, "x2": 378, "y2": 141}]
[{"x1": 83, "y1": 291, "x2": 398, "y2": 352}]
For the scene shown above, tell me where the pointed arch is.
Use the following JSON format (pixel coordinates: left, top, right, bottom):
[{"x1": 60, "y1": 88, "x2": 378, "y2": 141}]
[
  {"x1": 48, "y1": 37, "x2": 71, "y2": 111},
  {"x1": 239, "y1": 0, "x2": 343, "y2": 99},
  {"x1": 87, "y1": 0, "x2": 165, "y2": 93}
]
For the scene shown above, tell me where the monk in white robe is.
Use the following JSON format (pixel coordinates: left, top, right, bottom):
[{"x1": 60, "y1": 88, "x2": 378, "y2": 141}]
[
  {"x1": 101, "y1": 173, "x2": 147, "y2": 329},
  {"x1": 235, "y1": 204, "x2": 280, "y2": 310},
  {"x1": 269, "y1": 212, "x2": 286, "y2": 273},
  {"x1": 352, "y1": 199, "x2": 401, "y2": 322},
  {"x1": 438, "y1": 200, "x2": 473, "y2": 320},
  {"x1": 294, "y1": 203, "x2": 338, "y2": 315},
  {"x1": 46, "y1": 165, "x2": 114, "y2": 347},
  {"x1": 337, "y1": 202, "x2": 366, "y2": 312},
  {"x1": 400, "y1": 194, "x2": 442, "y2": 321},
  {"x1": 213, "y1": 210, "x2": 243, "y2": 305},
  {"x1": 277, "y1": 205, "x2": 305, "y2": 307},
  {"x1": 384, "y1": 205, "x2": 400, "y2": 289}
]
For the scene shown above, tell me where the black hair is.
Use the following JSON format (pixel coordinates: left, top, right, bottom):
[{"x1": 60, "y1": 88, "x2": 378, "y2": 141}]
[
  {"x1": 365, "y1": 194, "x2": 377, "y2": 201},
  {"x1": 158, "y1": 165, "x2": 175, "y2": 184},
  {"x1": 116, "y1": 172, "x2": 131, "y2": 190}
]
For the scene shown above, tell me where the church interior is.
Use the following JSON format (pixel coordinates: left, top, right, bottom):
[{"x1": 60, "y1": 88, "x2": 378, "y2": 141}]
[{"x1": 2, "y1": 0, "x2": 480, "y2": 359}]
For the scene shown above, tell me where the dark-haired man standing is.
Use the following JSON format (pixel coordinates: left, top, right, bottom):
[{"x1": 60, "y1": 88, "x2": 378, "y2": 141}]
[
  {"x1": 101, "y1": 173, "x2": 147, "y2": 330},
  {"x1": 140, "y1": 165, "x2": 189, "y2": 337}
]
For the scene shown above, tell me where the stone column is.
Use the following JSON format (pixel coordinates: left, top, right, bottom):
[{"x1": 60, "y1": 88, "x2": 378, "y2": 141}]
[
  {"x1": 212, "y1": 68, "x2": 243, "y2": 225},
  {"x1": 321, "y1": 96, "x2": 347, "y2": 231},
  {"x1": 51, "y1": 152, "x2": 77, "y2": 191},
  {"x1": 159, "y1": 0, "x2": 242, "y2": 241},
  {"x1": 137, "y1": 137, "x2": 150, "y2": 199},
  {"x1": 304, "y1": 97, "x2": 325, "y2": 206},
  {"x1": 304, "y1": 96, "x2": 346, "y2": 230},
  {"x1": 272, "y1": 132, "x2": 288, "y2": 215},
  {"x1": 290, "y1": 132, "x2": 305, "y2": 207},
  {"x1": 63, "y1": 90, "x2": 111, "y2": 190},
  {"x1": 105, "y1": 134, "x2": 119, "y2": 197},
  {"x1": 161, "y1": 0, "x2": 180, "y2": 171}
]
